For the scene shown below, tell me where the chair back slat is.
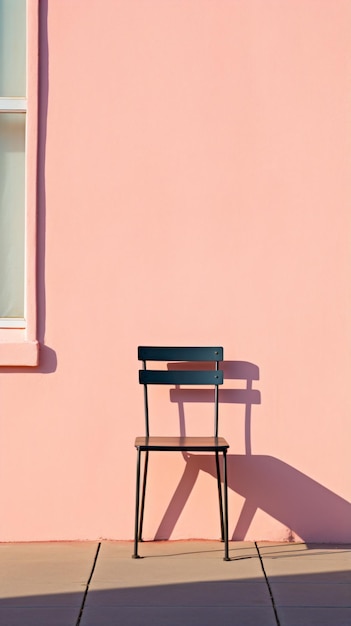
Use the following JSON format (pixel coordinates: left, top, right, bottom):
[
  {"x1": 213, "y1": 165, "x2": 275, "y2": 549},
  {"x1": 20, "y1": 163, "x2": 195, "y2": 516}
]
[
  {"x1": 138, "y1": 346, "x2": 223, "y2": 362},
  {"x1": 139, "y1": 369, "x2": 223, "y2": 386},
  {"x1": 138, "y1": 346, "x2": 224, "y2": 438}
]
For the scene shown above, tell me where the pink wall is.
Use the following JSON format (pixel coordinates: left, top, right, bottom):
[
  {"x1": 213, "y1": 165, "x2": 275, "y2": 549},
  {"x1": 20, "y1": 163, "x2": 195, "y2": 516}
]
[{"x1": 0, "y1": 0, "x2": 350, "y2": 542}]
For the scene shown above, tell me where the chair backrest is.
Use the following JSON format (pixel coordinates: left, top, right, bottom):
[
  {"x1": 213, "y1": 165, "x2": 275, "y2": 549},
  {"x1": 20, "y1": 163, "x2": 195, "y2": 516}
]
[{"x1": 138, "y1": 346, "x2": 224, "y2": 437}]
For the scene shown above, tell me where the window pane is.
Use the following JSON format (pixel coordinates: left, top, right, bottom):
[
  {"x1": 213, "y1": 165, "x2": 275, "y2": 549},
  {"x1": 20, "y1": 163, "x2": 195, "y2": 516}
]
[
  {"x1": 0, "y1": 113, "x2": 25, "y2": 317},
  {"x1": 0, "y1": 0, "x2": 26, "y2": 96}
]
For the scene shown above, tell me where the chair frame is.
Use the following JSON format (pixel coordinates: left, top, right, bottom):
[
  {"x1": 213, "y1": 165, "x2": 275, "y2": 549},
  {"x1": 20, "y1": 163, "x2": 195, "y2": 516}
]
[{"x1": 133, "y1": 346, "x2": 230, "y2": 561}]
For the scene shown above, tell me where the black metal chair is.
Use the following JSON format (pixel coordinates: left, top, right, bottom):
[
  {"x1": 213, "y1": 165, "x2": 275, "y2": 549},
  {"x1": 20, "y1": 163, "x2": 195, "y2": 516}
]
[{"x1": 133, "y1": 346, "x2": 230, "y2": 561}]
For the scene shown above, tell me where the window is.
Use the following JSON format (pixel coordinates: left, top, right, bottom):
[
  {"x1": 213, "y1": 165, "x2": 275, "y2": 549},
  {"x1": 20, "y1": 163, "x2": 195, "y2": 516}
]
[
  {"x1": 0, "y1": 0, "x2": 38, "y2": 365},
  {"x1": 0, "y1": 0, "x2": 26, "y2": 325}
]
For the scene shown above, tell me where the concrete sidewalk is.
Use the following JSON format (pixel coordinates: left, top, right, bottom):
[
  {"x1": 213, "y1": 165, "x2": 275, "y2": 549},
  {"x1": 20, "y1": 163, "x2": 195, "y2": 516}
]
[{"x1": 0, "y1": 541, "x2": 350, "y2": 625}]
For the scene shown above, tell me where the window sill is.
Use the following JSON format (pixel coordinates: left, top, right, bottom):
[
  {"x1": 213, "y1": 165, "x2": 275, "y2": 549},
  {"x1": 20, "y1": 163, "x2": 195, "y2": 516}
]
[{"x1": 0, "y1": 339, "x2": 39, "y2": 366}]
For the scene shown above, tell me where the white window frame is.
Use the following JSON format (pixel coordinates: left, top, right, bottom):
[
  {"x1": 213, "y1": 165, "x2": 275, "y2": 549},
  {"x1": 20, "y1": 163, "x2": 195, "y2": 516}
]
[
  {"x1": 0, "y1": 97, "x2": 27, "y2": 112},
  {"x1": 0, "y1": 0, "x2": 38, "y2": 365}
]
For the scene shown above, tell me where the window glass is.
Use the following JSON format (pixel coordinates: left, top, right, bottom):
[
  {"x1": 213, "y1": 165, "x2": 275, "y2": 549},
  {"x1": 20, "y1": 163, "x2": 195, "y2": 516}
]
[
  {"x1": 0, "y1": 0, "x2": 26, "y2": 96},
  {"x1": 0, "y1": 114, "x2": 25, "y2": 317}
]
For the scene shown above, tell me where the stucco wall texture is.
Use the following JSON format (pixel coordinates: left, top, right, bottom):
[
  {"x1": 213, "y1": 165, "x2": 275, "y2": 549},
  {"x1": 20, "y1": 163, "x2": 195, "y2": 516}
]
[{"x1": 0, "y1": 0, "x2": 350, "y2": 542}]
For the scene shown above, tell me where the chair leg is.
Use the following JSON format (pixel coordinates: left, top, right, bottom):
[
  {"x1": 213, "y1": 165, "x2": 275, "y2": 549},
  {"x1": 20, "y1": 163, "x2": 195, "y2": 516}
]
[
  {"x1": 222, "y1": 450, "x2": 230, "y2": 561},
  {"x1": 215, "y1": 451, "x2": 225, "y2": 541},
  {"x1": 132, "y1": 448, "x2": 142, "y2": 558},
  {"x1": 138, "y1": 450, "x2": 149, "y2": 541}
]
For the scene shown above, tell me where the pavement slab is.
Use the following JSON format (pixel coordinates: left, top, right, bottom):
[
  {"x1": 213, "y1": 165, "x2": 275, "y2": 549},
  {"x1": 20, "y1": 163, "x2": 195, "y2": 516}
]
[
  {"x1": 277, "y1": 607, "x2": 351, "y2": 626},
  {"x1": 257, "y1": 542, "x2": 351, "y2": 626},
  {"x1": 0, "y1": 542, "x2": 98, "y2": 626},
  {"x1": 0, "y1": 540, "x2": 349, "y2": 626},
  {"x1": 80, "y1": 541, "x2": 276, "y2": 626},
  {"x1": 80, "y1": 605, "x2": 276, "y2": 626}
]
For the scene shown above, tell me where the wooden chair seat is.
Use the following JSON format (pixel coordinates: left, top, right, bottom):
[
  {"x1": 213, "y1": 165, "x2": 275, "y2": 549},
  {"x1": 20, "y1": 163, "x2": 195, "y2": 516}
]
[{"x1": 135, "y1": 436, "x2": 229, "y2": 451}]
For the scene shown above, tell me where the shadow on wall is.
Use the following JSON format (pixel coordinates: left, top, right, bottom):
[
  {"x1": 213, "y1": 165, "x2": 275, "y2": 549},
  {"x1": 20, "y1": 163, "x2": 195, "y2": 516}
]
[
  {"x1": 36, "y1": 0, "x2": 50, "y2": 365},
  {"x1": 152, "y1": 361, "x2": 351, "y2": 543}
]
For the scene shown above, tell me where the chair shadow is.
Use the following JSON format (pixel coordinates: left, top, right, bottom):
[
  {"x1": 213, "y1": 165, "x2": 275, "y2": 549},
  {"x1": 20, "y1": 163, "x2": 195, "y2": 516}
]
[
  {"x1": 154, "y1": 361, "x2": 351, "y2": 543},
  {"x1": 155, "y1": 453, "x2": 351, "y2": 543}
]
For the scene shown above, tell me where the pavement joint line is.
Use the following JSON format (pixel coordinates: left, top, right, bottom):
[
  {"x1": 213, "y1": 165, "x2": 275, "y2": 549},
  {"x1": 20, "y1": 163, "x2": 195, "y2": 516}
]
[
  {"x1": 255, "y1": 541, "x2": 281, "y2": 626},
  {"x1": 75, "y1": 542, "x2": 101, "y2": 626}
]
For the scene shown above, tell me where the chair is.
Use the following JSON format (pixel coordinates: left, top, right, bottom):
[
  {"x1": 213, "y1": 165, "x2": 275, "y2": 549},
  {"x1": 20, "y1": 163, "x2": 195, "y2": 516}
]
[{"x1": 133, "y1": 346, "x2": 230, "y2": 561}]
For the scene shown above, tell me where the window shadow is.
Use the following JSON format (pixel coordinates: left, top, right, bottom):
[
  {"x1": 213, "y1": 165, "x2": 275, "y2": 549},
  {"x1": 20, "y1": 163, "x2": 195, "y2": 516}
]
[
  {"x1": 35, "y1": 0, "x2": 57, "y2": 373},
  {"x1": 37, "y1": 0, "x2": 49, "y2": 352}
]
